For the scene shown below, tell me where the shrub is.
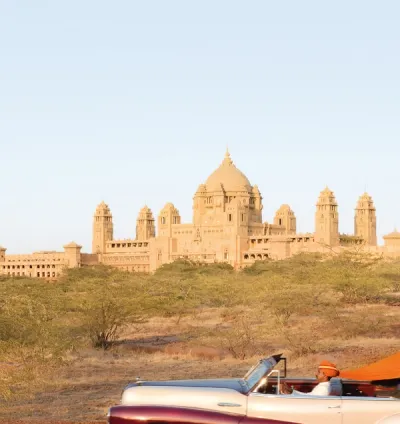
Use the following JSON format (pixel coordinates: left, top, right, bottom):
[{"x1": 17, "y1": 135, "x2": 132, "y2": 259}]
[
  {"x1": 79, "y1": 283, "x2": 147, "y2": 350},
  {"x1": 1, "y1": 252, "x2": 400, "y2": 399},
  {"x1": 216, "y1": 313, "x2": 261, "y2": 359}
]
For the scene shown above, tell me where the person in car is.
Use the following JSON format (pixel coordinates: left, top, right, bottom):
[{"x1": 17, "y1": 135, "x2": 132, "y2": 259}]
[{"x1": 281, "y1": 360, "x2": 340, "y2": 396}]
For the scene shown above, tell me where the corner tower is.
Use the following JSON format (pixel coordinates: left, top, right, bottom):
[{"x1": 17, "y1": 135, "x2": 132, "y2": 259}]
[
  {"x1": 0, "y1": 246, "x2": 6, "y2": 263},
  {"x1": 314, "y1": 187, "x2": 339, "y2": 246},
  {"x1": 64, "y1": 242, "x2": 82, "y2": 268},
  {"x1": 274, "y1": 204, "x2": 296, "y2": 234},
  {"x1": 383, "y1": 229, "x2": 400, "y2": 251},
  {"x1": 92, "y1": 201, "x2": 114, "y2": 254},
  {"x1": 136, "y1": 206, "x2": 156, "y2": 240},
  {"x1": 158, "y1": 203, "x2": 181, "y2": 237},
  {"x1": 354, "y1": 192, "x2": 377, "y2": 246}
]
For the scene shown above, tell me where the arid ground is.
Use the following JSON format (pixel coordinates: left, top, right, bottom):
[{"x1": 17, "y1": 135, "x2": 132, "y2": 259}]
[
  {"x1": 1, "y1": 307, "x2": 400, "y2": 423},
  {"x1": 1, "y1": 256, "x2": 400, "y2": 422}
]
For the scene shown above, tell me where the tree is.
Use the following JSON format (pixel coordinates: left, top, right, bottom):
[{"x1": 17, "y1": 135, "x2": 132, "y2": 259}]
[{"x1": 81, "y1": 287, "x2": 146, "y2": 350}]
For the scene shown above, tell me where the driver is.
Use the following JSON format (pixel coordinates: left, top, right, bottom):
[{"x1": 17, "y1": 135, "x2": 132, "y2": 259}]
[{"x1": 281, "y1": 360, "x2": 340, "y2": 396}]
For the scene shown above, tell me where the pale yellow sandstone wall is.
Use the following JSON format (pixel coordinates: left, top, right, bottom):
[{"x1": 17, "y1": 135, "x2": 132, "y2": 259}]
[{"x1": 0, "y1": 251, "x2": 67, "y2": 279}]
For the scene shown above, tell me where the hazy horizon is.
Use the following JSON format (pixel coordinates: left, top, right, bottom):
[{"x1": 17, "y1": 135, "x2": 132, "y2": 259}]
[{"x1": 1, "y1": 1, "x2": 400, "y2": 254}]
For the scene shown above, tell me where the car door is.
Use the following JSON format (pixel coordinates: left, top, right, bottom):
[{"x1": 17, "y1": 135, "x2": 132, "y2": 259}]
[
  {"x1": 341, "y1": 397, "x2": 400, "y2": 424},
  {"x1": 247, "y1": 393, "x2": 342, "y2": 424}
]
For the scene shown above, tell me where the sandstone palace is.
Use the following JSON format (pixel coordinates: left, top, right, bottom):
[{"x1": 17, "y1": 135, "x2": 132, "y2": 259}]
[{"x1": 2, "y1": 151, "x2": 400, "y2": 279}]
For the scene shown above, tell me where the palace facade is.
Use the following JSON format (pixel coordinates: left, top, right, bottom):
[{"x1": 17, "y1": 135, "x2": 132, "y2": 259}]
[{"x1": 2, "y1": 151, "x2": 400, "y2": 278}]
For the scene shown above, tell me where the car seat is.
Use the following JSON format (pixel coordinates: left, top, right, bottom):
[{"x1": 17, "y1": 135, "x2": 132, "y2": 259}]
[{"x1": 330, "y1": 378, "x2": 343, "y2": 396}]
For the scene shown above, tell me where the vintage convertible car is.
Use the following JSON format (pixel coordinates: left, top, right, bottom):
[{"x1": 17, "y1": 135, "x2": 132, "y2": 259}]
[{"x1": 107, "y1": 353, "x2": 400, "y2": 424}]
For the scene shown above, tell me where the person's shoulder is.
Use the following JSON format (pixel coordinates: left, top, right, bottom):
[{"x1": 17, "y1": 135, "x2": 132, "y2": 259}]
[{"x1": 311, "y1": 382, "x2": 330, "y2": 395}]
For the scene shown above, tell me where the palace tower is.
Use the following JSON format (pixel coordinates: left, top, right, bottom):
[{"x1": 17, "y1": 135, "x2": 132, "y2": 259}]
[
  {"x1": 314, "y1": 187, "x2": 339, "y2": 246},
  {"x1": 92, "y1": 201, "x2": 114, "y2": 254},
  {"x1": 274, "y1": 204, "x2": 296, "y2": 234},
  {"x1": 354, "y1": 192, "x2": 377, "y2": 246},
  {"x1": 136, "y1": 206, "x2": 156, "y2": 240}
]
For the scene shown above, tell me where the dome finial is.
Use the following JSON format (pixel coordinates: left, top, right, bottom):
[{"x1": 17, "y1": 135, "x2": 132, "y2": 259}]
[{"x1": 223, "y1": 147, "x2": 233, "y2": 165}]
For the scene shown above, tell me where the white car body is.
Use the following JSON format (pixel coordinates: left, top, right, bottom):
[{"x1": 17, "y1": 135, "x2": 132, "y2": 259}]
[{"x1": 120, "y1": 354, "x2": 400, "y2": 424}]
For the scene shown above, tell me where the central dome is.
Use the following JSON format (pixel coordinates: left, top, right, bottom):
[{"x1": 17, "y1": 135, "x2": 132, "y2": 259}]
[{"x1": 205, "y1": 150, "x2": 252, "y2": 192}]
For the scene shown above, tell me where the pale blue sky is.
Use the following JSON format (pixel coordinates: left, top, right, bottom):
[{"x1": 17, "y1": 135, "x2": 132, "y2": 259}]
[{"x1": 1, "y1": 1, "x2": 400, "y2": 253}]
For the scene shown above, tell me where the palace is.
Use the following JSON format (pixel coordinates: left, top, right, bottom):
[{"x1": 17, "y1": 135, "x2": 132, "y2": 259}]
[{"x1": 1, "y1": 151, "x2": 400, "y2": 279}]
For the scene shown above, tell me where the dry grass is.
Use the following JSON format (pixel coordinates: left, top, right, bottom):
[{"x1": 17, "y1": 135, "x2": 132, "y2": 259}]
[
  {"x1": 2, "y1": 256, "x2": 400, "y2": 422},
  {"x1": 1, "y1": 305, "x2": 400, "y2": 422},
  {"x1": 0, "y1": 350, "x2": 251, "y2": 421}
]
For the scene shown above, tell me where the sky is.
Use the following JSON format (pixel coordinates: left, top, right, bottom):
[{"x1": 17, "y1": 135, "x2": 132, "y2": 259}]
[{"x1": 1, "y1": 1, "x2": 400, "y2": 253}]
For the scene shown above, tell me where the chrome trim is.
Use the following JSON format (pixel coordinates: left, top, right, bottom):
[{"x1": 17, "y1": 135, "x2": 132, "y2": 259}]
[
  {"x1": 342, "y1": 396, "x2": 399, "y2": 402},
  {"x1": 250, "y1": 392, "x2": 399, "y2": 402},
  {"x1": 328, "y1": 405, "x2": 341, "y2": 409},
  {"x1": 250, "y1": 393, "x2": 342, "y2": 400},
  {"x1": 218, "y1": 402, "x2": 242, "y2": 407},
  {"x1": 267, "y1": 370, "x2": 281, "y2": 395}
]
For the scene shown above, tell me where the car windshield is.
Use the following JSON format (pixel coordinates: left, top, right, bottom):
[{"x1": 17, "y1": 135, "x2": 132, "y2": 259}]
[{"x1": 244, "y1": 357, "x2": 278, "y2": 390}]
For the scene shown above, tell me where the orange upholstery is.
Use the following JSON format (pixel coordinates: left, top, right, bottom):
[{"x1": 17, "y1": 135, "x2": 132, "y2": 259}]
[{"x1": 340, "y1": 352, "x2": 400, "y2": 381}]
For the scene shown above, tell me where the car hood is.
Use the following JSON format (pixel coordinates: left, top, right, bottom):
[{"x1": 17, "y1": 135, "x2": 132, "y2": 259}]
[{"x1": 125, "y1": 378, "x2": 248, "y2": 394}]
